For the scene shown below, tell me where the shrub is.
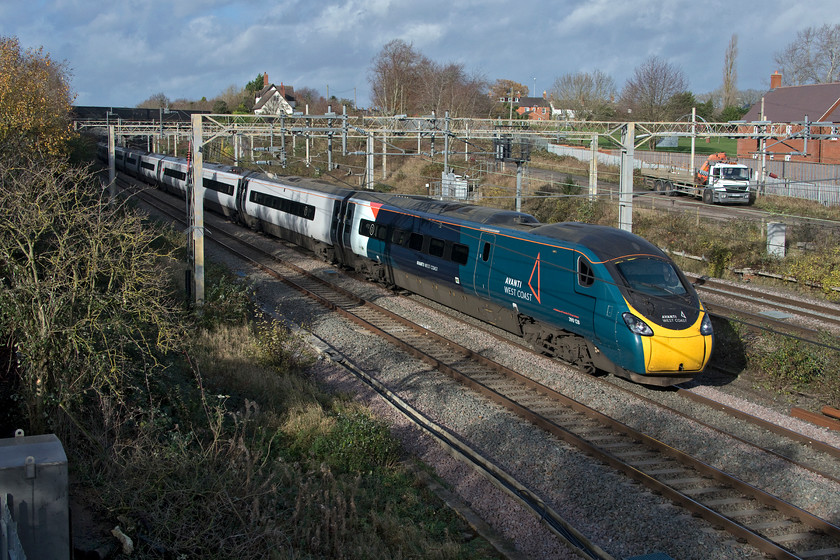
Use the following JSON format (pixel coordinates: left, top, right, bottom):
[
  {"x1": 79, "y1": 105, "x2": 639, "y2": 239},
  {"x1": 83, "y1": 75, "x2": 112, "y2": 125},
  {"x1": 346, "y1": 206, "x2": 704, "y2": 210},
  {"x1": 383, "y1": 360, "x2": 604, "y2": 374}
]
[
  {"x1": 310, "y1": 407, "x2": 402, "y2": 473},
  {"x1": 746, "y1": 331, "x2": 834, "y2": 390}
]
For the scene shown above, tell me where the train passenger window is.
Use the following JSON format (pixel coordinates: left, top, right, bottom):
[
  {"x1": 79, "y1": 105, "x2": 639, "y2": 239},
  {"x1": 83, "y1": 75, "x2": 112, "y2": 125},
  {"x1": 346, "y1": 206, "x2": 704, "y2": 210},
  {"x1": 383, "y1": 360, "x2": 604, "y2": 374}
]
[
  {"x1": 578, "y1": 257, "x2": 595, "y2": 287},
  {"x1": 408, "y1": 233, "x2": 424, "y2": 251},
  {"x1": 360, "y1": 219, "x2": 376, "y2": 238},
  {"x1": 164, "y1": 167, "x2": 187, "y2": 181},
  {"x1": 428, "y1": 238, "x2": 445, "y2": 258},
  {"x1": 204, "y1": 178, "x2": 235, "y2": 196},
  {"x1": 391, "y1": 229, "x2": 406, "y2": 246},
  {"x1": 249, "y1": 191, "x2": 316, "y2": 221},
  {"x1": 451, "y1": 243, "x2": 469, "y2": 265},
  {"x1": 481, "y1": 242, "x2": 491, "y2": 262},
  {"x1": 359, "y1": 219, "x2": 388, "y2": 240}
]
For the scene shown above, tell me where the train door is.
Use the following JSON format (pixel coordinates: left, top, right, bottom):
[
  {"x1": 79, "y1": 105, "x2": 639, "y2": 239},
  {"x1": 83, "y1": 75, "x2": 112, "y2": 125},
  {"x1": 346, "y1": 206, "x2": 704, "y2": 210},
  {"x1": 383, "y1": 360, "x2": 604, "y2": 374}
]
[
  {"x1": 473, "y1": 232, "x2": 496, "y2": 297},
  {"x1": 235, "y1": 176, "x2": 249, "y2": 225},
  {"x1": 330, "y1": 195, "x2": 354, "y2": 264},
  {"x1": 573, "y1": 255, "x2": 598, "y2": 339}
]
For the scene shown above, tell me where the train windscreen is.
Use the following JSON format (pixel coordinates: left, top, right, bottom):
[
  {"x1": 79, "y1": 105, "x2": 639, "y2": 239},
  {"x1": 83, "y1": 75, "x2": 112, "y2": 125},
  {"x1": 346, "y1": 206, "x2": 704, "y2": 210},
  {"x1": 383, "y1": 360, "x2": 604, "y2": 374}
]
[
  {"x1": 612, "y1": 257, "x2": 699, "y2": 329},
  {"x1": 615, "y1": 257, "x2": 688, "y2": 297}
]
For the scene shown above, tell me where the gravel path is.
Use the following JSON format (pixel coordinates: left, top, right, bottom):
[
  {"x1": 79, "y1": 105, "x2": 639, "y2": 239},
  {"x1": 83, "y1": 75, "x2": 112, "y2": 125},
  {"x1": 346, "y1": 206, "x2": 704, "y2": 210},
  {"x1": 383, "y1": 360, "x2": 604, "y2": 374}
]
[{"x1": 203, "y1": 217, "x2": 840, "y2": 560}]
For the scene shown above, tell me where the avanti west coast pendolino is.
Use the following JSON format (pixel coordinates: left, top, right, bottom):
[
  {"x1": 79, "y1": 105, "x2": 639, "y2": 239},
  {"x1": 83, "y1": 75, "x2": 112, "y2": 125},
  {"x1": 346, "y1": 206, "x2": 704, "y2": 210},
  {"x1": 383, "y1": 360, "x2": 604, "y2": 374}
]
[{"x1": 105, "y1": 144, "x2": 713, "y2": 387}]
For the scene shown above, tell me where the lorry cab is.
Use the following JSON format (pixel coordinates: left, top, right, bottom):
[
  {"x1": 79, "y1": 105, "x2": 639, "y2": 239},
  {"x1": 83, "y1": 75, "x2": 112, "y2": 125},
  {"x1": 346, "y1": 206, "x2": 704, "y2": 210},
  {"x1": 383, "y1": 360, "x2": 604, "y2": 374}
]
[{"x1": 703, "y1": 162, "x2": 753, "y2": 204}]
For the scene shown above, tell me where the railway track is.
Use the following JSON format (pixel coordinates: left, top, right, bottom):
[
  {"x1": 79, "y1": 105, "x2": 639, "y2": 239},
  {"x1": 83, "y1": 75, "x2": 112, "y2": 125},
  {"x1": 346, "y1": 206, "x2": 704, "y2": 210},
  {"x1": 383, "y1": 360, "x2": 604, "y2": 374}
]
[
  {"x1": 689, "y1": 274, "x2": 840, "y2": 340},
  {"x1": 128, "y1": 179, "x2": 840, "y2": 559}
]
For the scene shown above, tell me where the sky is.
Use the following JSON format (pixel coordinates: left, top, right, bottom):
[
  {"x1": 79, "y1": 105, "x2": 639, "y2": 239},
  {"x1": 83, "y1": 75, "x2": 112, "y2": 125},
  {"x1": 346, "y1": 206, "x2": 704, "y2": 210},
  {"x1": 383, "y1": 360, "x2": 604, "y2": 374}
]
[{"x1": 3, "y1": 0, "x2": 839, "y2": 111}]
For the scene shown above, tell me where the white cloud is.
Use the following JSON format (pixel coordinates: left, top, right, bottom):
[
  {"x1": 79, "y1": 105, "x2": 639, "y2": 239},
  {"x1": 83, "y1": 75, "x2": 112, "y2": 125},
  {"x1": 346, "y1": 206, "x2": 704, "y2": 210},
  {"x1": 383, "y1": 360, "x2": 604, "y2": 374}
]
[{"x1": 3, "y1": 0, "x2": 839, "y2": 107}]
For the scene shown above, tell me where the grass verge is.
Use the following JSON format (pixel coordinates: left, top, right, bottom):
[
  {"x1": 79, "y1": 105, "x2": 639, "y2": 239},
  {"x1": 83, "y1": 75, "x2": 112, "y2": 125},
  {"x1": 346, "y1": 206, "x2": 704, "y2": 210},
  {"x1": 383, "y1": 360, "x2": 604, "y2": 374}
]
[{"x1": 70, "y1": 257, "x2": 502, "y2": 559}]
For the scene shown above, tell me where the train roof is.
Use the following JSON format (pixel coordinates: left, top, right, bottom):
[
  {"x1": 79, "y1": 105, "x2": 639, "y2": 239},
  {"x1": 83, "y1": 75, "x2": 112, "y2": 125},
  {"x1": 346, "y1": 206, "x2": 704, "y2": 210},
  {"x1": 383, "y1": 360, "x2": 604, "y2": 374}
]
[
  {"x1": 249, "y1": 172, "x2": 357, "y2": 197},
  {"x1": 354, "y1": 192, "x2": 540, "y2": 229},
  {"x1": 530, "y1": 222, "x2": 667, "y2": 263}
]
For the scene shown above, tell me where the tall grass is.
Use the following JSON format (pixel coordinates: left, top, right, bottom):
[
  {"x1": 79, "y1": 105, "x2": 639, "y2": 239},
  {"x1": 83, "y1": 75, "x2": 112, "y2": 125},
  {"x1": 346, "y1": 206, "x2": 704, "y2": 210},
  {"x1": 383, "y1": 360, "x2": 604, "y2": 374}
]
[{"x1": 73, "y1": 260, "x2": 501, "y2": 559}]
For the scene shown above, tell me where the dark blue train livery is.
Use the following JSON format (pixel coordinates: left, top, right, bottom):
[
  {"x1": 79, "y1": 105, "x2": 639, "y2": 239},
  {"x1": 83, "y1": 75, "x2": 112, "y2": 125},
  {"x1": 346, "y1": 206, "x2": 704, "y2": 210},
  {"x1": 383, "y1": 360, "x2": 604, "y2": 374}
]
[{"x1": 105, "y1": 145, "x2": 713, "y2": 386}]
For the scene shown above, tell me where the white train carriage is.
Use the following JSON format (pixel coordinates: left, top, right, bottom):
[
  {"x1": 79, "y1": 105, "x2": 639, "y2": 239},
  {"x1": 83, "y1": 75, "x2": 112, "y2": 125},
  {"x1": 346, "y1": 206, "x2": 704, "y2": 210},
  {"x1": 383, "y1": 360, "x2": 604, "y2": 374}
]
[
  {"x1": 201, "y1": 163, "x2": 245, "y2": 220},
  {"x1": 157, "y1": 157, "x2": 190, "y2": 197},
  {"x1": 241, "y1": 175, "x2": 353, "y2": 259},
  {"x1": 123, "y1": 150, "x2": 142, "y2": 177},
  {"x1": 138, "y1": 152, "x2": 164, "y2": 185},
  {"x1": 113, "y1": 146, "x2": 127, "y2": 172}
]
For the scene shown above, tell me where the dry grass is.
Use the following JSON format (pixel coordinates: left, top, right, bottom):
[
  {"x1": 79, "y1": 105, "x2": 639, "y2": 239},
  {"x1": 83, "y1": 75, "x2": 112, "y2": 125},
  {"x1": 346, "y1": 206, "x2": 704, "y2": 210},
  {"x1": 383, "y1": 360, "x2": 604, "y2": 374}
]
[{"x1": 84, "y1": 313, "x2": 499, "y2": 559}]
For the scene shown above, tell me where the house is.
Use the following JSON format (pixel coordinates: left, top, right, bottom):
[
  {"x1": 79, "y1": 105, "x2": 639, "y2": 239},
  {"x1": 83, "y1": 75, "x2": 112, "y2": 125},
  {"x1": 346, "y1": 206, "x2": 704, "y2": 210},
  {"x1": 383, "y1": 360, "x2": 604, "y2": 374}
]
[
  {"x1": 515, "y1": 93, "x2": 551, "y2": 121},
  {"x1": 737, "y1": 72, "x2": 840, "y2": 164},
  {"x1": 254, "y1": 74, "x2": 297, "y2": 116}
]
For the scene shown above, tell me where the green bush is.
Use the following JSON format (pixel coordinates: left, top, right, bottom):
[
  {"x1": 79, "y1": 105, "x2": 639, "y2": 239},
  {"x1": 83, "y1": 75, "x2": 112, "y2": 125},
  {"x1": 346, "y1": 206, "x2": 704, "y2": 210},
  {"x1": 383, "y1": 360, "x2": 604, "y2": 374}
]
[
  {"x1": 746, "y1": 331, "x2": 837, "y2": 392},
  {"x1": 310, "y1": 408, "x2": 402, "y2": 473},
  {"x1": 252, "y1": 314, "x2": 316, "y2": 373}
]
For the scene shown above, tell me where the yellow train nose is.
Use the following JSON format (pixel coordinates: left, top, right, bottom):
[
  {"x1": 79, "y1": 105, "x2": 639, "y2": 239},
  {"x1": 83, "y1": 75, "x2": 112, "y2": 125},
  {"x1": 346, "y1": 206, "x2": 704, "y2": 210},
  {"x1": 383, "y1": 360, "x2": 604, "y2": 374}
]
[{"x1": 643, "y1": 331, "x2": 711, "y2": 373}]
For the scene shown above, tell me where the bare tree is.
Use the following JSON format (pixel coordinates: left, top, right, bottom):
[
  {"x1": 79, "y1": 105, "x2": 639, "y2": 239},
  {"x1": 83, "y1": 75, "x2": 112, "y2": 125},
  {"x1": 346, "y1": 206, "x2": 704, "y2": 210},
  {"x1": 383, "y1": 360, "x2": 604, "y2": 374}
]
[
  {"x1": 774, "y1": 24, "x2": 840, "y2": 85},
  {"x1": 619, "y1": 56, "x2": 688, "y2": 121},
  {"x1": 722, "y1": 34, "x2": 738, "y2": 108},
  {"x1": 137, "y1": 92, "x2": 170, "y2": 109},
  {"x1": 416, "y1": 61, "x2": 488, "y2": 118},
  {"x1": 549, "y1": 70, "x2": 617, "y2": 120},
  {"x1": 294, "y1": 86, "x2": 332, "y2": 114},
  {"x1": 215, "y1": 84, "x2": 245, "y2": 111},
  {"x1": 369, "y1": 39, "x2": 427, "y2": 115},
  {"x1": 369, "y1": 40, "x2": 489, "y2": 117}
]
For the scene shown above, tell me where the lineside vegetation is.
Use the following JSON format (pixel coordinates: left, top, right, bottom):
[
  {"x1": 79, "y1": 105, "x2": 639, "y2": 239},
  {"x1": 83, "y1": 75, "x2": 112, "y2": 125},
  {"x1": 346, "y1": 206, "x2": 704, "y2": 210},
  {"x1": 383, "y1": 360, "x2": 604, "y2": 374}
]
[{"x1": 0, "y1": 36, "x2": 500, "y2": 559}]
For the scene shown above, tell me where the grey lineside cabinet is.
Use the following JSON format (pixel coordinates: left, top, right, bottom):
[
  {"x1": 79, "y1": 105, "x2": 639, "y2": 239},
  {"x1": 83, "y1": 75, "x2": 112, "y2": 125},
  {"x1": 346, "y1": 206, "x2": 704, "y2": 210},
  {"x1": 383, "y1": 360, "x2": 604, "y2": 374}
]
[{"x1": 0, "y1": 431, "x2": 69, "y2": 560}]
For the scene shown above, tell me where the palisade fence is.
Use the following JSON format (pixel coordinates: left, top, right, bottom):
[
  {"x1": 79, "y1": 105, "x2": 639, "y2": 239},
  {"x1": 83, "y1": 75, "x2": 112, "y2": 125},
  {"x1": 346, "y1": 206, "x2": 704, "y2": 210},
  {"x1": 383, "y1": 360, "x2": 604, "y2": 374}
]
[
  {"x1": 1, "y1": 494, "x2": 26, "y2": 560},
  {"x1": 547, "y1": 144, "x2": 840, "y2": 206}
]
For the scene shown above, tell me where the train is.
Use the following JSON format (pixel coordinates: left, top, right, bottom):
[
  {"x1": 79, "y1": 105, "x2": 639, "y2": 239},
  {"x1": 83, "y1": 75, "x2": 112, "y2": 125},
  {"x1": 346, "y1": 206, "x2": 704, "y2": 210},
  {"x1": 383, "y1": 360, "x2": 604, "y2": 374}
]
[{"x1": 100, "y1": 143, "x2": 714, "y2": 387}]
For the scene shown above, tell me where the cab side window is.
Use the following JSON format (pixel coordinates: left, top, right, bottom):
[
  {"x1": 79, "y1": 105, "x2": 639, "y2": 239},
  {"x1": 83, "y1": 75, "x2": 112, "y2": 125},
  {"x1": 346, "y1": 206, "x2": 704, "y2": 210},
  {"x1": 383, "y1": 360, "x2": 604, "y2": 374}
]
[{"x1": 578, "y1": 257, "x2": 594, "y2": 287}]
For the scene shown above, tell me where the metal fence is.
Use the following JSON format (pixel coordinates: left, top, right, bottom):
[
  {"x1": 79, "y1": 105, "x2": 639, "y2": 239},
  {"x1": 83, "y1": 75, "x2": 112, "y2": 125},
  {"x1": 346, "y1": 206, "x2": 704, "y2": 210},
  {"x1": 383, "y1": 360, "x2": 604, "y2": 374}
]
[
  {"x1": 547, "y1": 143, "x2": 840, "y2": 206},
  {"x1": 1, "y1": 495, "x2": 26, "y2": 560}
]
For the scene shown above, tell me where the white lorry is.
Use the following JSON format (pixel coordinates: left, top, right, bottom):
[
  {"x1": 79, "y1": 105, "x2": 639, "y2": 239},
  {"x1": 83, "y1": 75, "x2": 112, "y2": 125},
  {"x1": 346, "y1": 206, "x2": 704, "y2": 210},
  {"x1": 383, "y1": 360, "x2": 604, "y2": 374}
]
[{"x1": 640, "y1": 152, "x2": 754, "y2": 205}]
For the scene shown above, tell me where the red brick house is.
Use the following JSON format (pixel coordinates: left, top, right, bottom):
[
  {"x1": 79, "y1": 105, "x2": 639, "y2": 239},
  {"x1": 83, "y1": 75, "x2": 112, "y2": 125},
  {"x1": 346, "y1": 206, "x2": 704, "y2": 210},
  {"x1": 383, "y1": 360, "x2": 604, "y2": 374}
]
[
  {"x1": 737, "y1": 72, "x2": 840, "y2": 164},
  {"x1": 515, "y1": 93, "x2": 551, "y2": 121}
]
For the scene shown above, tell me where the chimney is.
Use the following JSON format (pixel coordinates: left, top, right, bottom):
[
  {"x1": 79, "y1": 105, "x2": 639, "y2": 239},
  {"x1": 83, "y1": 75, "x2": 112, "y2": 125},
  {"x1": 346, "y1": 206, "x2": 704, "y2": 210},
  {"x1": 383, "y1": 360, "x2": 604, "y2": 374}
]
[
  {"x1": 263, "y1": 73, "x2": 269, "y2": 87},
  {"x1": 281, "y1": 82, "x2": 285, "y2": 97},
  {"x1": 770, "y1": 71, "x2": 782, "y2": 89}
]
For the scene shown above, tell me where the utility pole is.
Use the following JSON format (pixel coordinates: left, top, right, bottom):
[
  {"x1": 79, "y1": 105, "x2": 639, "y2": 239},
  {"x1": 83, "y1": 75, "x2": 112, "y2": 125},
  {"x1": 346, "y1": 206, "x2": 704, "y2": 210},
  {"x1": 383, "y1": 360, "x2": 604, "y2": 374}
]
[
  {"x1": 509, "y1": 89, "x2": 513, "y2": 121},
  {"x1": 760, "y1": 97, "x2": 767, "y2": 194},
  {"x1": 444, "y1": 111, "x2": 450, "y2": 173},
  {"x1": 690, "y1": 107, "x2": 696, "y2": 175},
  {"x1": 366, "y1": 133, "x2": 374, "y2": 189},
  {"x1": 108, "y1": 125, "x2": 116, "y2": 202},
  {"x1": 618, "y1": 123, "x2": 635, "y2": 233},
  {"x1": 190, "y1": 114, "x2": 206, "y2": 306},
  {"x1": 589, "y1": 133, "x2": 598, "y2": 201}
]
